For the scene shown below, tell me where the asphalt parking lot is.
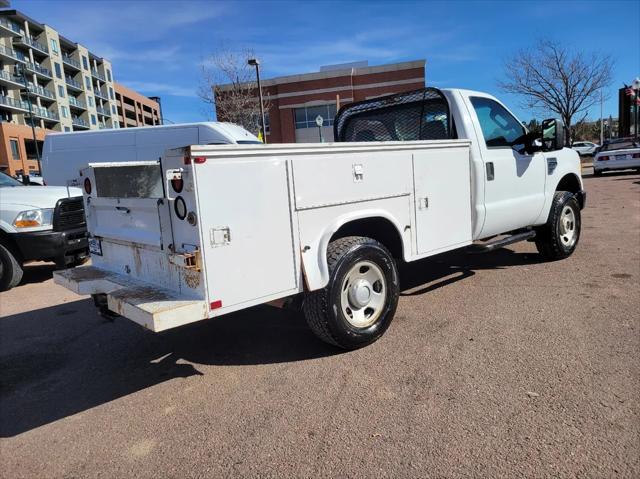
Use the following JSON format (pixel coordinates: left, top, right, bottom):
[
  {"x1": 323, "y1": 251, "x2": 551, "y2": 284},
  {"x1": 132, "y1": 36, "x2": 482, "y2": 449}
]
[{"x1": 1, "y1": 168, "x2": 638, "y2": 478}]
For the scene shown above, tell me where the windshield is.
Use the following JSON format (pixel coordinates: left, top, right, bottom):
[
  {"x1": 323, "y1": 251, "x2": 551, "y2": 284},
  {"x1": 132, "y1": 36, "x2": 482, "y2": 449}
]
[
  {"x1": 601, "y1": 140, "x2": 639, "y2": 152},
  {"x1": 0, "y1": 172, "x2": 24, "y2": 187}
]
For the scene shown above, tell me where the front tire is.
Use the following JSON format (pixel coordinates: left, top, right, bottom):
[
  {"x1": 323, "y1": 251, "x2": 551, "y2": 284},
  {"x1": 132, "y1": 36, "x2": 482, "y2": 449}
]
[
  {"x1": 535, "y1": 191, "x2": 581, "y2": 261},
  {"x1": 303, "y1": 236, "x2": 399, "y2": 350},
  {"x1": 0, "y1": 242, "x2": 24, "y2": 291}
]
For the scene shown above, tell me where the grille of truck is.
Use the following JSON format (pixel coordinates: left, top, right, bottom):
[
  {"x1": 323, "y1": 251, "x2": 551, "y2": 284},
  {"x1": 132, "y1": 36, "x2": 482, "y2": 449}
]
[{"x1": 53, "y1": 197, "x2": 86, "y2": 231}]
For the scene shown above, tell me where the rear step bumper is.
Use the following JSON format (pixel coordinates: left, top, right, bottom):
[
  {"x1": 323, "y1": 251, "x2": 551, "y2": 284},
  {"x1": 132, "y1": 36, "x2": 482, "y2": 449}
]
[{"x1": 53, "y1": 266, "x2": 208, "y2": 332}]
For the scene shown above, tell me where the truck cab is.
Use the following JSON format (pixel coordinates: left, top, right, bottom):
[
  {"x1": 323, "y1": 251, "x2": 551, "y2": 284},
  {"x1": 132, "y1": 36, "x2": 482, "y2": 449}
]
[{"x1": 0, "y1": 172, "x2": 88, "y2": 291}]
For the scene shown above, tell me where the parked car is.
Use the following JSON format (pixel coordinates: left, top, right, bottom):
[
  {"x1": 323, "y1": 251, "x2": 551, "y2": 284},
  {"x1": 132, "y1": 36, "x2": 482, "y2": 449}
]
[
  {"x1": 593, "y1": 137, "x2": 640, "y2": 176},
  {"x1": 53, "y1": 87, "x2": 584, "y2": 350},
  {"x1": 572, "y1": 141, "x2": 599, "y2": 156},
  {"x1": 0, "y1": 172, "x2": 88, "y2": 291}
]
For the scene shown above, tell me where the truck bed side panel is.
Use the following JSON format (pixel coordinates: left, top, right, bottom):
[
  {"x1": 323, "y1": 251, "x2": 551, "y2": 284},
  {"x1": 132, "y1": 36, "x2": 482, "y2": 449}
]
[{"x1": 193, "y1": 157, "x2": 298, "y2": 312}]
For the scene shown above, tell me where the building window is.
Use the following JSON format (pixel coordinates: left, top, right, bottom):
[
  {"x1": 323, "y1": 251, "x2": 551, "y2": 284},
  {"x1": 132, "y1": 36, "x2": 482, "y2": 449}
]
[
  {"x1": 109, "y1": 87, "x2": 114, "y2": 100},
  {"x1": 10, "y1": 139, "x2": 20, "y2": 160},
  {"x1": 64, "y1": 126, "x2": 71, "y2": 132},
  {"x1": 82, "y1": 56, "x2": 89, "y2": 70},
  {"x1": 88, "y1": 96, "x2": 94, "y2": 107},
  {"x1": 61, "y1": 106, "x2": 69, "y2": 118},
  {"x1": 106, "y1": 69, "x2": 112, "y2": 82},
  {"x1": 111, "y1": 104, "x2": 116, "y2": 114},
  {"x1": 58, "y1": 85, "x2": 65, "y2": 97},
  {"x1": 85, "y1": 76, "x2": 91, "y2": 88},
  {"x1": 50, "y1": 39, "x2": 59, "y2": 55},
  {"x1": 294, "y1": 104, "x2": 337, "y2": 129},
  {"x1": 91, "y1": 114, "x2": 96, "y2": 125},
  {"x1": 54, "y1": 63, "x2": 62, "y2": 79}
]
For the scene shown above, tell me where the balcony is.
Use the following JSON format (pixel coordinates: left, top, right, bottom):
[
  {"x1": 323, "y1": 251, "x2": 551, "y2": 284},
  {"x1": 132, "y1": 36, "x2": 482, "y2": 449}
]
[
  {"x1": 30, "y1": 105, "x2": 59, "y2": 122},
  {"x1": 0, "y1": 17, "x2": 23, "y2": 37},
  {"x1": 72, "y1": 116, "x2": 90, "y2": 129},
  {"x1": 65, "y1": 76, "x2": 83, "y2": 91},
  {"x1": 91, "y1": 68, "x2": 106, "y2": 82},
  {"x1": 62, "y1": 54, "x2": 81, "y2": 71},
  {"x1": 25, "y1": 62, "x2": 52, "y2": 79},
  {"x1": 93, "y1": 88, "x2": 108, "y2": 100},
  {"x1": 14, "y1": 36, "x2": 49, "y2": 55},
  {"x1": 68, "y1": 96, "x2": 87, "y2": 110},
  {"x1": 0, "y1": 94, "x2": 29, "y2": 112},
  {"x1": 0, "y1": 44, "x2": 26, "y2": 64},
  {"x1": 96, "y1": 105, "x2": 111, "y2": 117},
  {"x1": 26, "y1": 83, "x2": 56, "y2": 101},
  {"x1": 0, "y1": 69, "x2": 24, "y2": 89}
]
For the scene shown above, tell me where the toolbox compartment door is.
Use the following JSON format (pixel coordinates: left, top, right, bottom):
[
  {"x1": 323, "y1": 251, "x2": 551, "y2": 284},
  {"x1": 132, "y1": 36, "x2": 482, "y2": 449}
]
[{"x1": 193, "y1": 158, "x2": 297, "y2": 310}]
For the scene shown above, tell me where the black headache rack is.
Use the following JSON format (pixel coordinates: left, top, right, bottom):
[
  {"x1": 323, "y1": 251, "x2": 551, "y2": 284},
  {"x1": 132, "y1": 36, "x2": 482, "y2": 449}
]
[{"x1": 334, "y1": 87, "x2": 453, "y2": 143}]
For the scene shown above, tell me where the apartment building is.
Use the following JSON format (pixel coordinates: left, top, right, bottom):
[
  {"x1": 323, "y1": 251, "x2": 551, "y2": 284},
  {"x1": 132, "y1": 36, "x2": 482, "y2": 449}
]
[
  {"x1": 215, "y1": 60, "x2": 426, "y2": 143},
  {"x1": 0, "y1": 9, "x2": 119, "y2": 176},
  {"x1": 114, "y1": 82, "x2": 161, "y2": 128}
]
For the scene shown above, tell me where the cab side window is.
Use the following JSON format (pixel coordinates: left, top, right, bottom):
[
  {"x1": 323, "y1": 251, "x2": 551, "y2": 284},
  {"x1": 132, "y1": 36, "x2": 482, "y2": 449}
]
[{"x1": 470, "y1": 97, "x2": 525, "y2": 148}]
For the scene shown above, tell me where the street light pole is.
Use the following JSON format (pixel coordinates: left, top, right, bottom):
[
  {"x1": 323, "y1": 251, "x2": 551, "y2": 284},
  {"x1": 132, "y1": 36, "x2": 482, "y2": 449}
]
[
  {"x1": 17, "y1": 64, "x2": 41, "y2": 180},
  {"x1": 633, "y1": 77, "x2": 640, "y2": 140},
  {"x1": 247, "y1": 58, "x2": 267, "y2": 144},
  {"x1": 599, "y1": 89, "x2": 604, "y2": 145}
]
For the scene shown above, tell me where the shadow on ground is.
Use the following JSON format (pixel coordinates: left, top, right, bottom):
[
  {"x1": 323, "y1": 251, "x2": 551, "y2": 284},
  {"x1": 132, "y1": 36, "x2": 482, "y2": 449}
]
[
  {"x1": 16, "y1": 262, "x2": 57, "y2": 287},
  {"x1": 0, "y1": 246, "x2": 542, "y2": 437}
]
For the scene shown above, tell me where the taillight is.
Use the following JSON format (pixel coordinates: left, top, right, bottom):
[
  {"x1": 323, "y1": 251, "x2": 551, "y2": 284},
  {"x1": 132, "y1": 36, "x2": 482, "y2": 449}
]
[
  {"x1": 193, "y1": 156, "x2": 207, "y2": 164},
  {"x1": 84, "y1": 177, "x2": 92, "y2": 194},
  {"x1": 599, "y1": 156, "x2": 609, "y2": 161},
  {"x1": 633, "y1": 153, "x2": 640, "y2": 158},
  {"x1": 171, "y1": 178, "x2": 183, "y2": 193}
]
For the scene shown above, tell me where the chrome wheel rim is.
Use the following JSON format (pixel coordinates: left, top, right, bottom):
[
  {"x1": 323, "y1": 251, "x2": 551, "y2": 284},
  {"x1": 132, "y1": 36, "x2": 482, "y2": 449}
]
[
  {"x1": 559, "y1": 206, "x2": 577, "y2": 248},
  {"x1": 340, "y1": 260, "x2": 386, "y2": 328}
]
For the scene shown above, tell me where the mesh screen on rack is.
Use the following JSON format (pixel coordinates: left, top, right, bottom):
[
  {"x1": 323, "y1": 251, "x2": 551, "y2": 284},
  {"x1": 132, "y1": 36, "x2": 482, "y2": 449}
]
[{"x1": 334, "y1": 88, "x2": 452, "y2": 142}]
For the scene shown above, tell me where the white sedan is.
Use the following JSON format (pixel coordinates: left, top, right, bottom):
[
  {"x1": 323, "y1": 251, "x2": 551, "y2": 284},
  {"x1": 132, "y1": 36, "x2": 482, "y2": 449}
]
[
  {"x1": 593, "y1": 138, "x2": 640, "y2": 176},
  {"x1": 572, "y1": 141, "x2": 599, "y2": 156}
]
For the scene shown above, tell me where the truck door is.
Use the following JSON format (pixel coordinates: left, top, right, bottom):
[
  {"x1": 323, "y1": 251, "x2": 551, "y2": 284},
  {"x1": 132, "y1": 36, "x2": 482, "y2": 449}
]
[{"x1": 466, "y1": 95, "x2": 546, "y2": 237}]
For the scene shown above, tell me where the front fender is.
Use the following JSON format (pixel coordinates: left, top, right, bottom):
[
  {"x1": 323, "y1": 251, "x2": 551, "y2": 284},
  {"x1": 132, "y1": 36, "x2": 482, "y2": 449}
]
[
  {"x1": 299, "y1": 208, "x2": 407, "y2": 291},
  {"x1": 534, "y1": 149, "x2": 583, "y2": 225}
]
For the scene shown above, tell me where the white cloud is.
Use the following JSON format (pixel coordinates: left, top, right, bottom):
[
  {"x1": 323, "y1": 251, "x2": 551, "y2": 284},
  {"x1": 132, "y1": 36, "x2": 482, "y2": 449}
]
[{"x1": 118, "y1": 80, "x2": 196, "y2": 98}]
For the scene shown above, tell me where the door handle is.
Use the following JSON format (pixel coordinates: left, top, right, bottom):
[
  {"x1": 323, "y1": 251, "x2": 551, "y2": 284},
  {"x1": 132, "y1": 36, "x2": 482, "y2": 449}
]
[
  {"x1": 486, "y1": 162, "x2": 495, "y2": 181},
  {"x1": 115, "y1": 206, "x2": 130, "y2": 214}
]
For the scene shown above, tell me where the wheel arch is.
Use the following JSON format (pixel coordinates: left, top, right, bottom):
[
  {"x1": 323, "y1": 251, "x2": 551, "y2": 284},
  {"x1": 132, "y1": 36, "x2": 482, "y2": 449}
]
[
  {"x1": 301, "y1": 210, "x2": 408, "y2": 291},
  {"x1": 555, "y1": 172, "x2": 584, "y2": 208}
]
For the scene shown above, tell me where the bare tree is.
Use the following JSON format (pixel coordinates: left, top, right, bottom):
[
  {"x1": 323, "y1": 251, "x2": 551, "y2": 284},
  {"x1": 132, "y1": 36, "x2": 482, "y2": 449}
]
[
  {"x1": 198, "y1": 46, "x2": 270, "y2": 135},
  {"x1": 499, "y1": 39, "x2": 613, "y2": 145}
]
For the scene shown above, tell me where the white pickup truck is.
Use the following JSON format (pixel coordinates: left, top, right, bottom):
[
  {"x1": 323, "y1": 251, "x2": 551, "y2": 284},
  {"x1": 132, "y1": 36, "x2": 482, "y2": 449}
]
[{"x1": 53, "y1": 88, "x2": 585, "y2": 349}]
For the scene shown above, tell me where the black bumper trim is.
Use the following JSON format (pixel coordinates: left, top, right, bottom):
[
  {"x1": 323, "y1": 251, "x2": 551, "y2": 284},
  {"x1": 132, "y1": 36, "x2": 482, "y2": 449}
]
[{"x1": 11, "y1": 228, "x2": 89, "y2": 266}]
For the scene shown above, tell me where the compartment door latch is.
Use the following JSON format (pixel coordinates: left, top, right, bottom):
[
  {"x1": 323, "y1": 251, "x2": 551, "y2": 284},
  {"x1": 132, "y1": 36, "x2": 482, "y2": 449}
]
[{"x1": 210, "y1": 227, "x2": 231, "y2": 247}]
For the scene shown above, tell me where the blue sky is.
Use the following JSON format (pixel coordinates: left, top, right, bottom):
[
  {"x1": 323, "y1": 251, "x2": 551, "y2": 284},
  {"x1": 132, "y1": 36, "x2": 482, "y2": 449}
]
[{"x1": 11, "y1": 0, "x2": 639, "y2": 124}]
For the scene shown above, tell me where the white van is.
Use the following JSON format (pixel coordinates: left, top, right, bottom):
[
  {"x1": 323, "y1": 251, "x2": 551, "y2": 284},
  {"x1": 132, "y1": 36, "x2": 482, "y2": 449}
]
[{"x1": 42, "y1": 122, "x2": 260, "y2": 186}]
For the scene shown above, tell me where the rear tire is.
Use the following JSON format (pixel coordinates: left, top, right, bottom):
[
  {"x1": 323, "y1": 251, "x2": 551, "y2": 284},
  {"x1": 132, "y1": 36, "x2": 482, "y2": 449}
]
[
  {"x1": 303, "y1": 236, "x2": 399, "y2": 350},
  {"x1": 535, "y1": 191, "x2": 581, "y2": 261},
  {"x1": 0, "y1": 243, "x2": 24, "y2": 291},
  {"x1": 593, "y1": 169, "x2": 602, "y2": 177}
]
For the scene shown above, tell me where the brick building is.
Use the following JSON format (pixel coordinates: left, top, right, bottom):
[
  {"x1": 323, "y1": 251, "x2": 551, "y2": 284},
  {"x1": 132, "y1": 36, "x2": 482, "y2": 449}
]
[
  {"x1": 114, "y1": 82, "x2": 161, "y2": 128},
  {"x1": 216, "y1": 60, "x2": 426, "y2": 143}
]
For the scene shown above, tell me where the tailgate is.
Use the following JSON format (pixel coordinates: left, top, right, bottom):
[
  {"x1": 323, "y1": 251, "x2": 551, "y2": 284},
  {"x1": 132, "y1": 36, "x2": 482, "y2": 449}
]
[{"x1": 79, "y1": 160, "x2": 207, "y2": 308}]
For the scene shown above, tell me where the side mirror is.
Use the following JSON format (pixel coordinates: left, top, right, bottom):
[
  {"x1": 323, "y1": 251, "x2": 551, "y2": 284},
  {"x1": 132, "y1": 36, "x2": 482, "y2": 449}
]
[{"x1": 541, "y1": 118, "x2": 565, "y2": 152}]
